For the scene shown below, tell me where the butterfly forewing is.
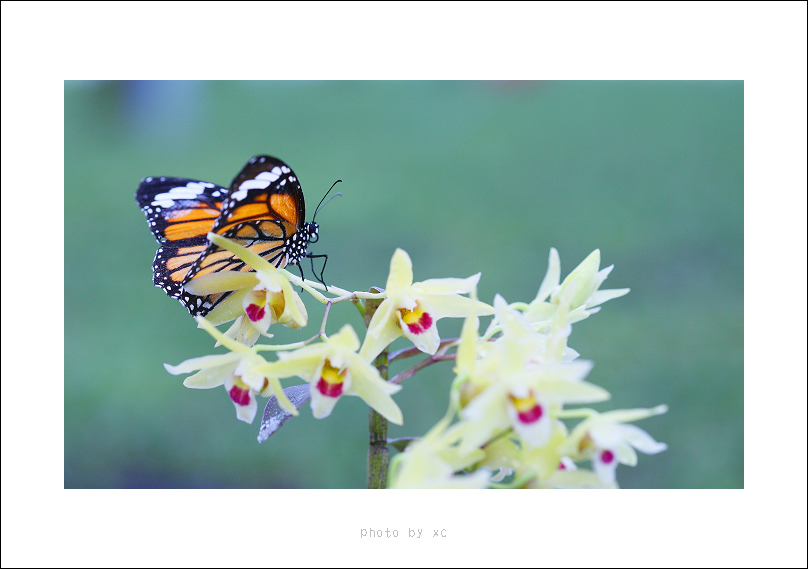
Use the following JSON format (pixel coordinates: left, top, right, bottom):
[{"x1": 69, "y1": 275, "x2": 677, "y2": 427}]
[
  {"x1": 136, "y1": 177, "x2": 227, "y2": 246},
  {"x1": 186, "y1": 156, "x2": 307, "y2": 284},
  {"x1": 217, "y1": 155, "x2": 305, "y2": 231}
]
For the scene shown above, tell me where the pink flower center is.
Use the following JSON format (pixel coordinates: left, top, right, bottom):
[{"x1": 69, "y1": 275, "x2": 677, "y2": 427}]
[
  {"x1": 398, "y1": 304, "x2": 433, "y2": 335},
  {"x1": 245, "y1": 302, "x2": 265, "y2": 322},
  {"x1": 229, "y1": 381, "x2": 251, "y2": 406},
  {"x1": 244, "y1": 290, "x2": 268, "y2": 322},
  {"x1": 244, "y1": 289, "x2": 286, "y2": 323},
  {"x1": 600, "y1": 449, "x2": 615, "y2": 464},
  {"x1": 316, "y1": 360, "x2": 345, "y2": 399},
  {"x1": 509, "y1": 391, "x2": 543, "y2": 424}
]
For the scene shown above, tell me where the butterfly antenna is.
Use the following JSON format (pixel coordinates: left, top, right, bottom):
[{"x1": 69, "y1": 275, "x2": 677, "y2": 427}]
[{"x1": 313, "y1": 180, "x2": 343, "y2": 221}]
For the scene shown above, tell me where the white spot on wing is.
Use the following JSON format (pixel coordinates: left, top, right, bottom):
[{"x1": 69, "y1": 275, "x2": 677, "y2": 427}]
[
  {"x1": 152, "y1": 181, "x2": 213, "y2": 207},
  {"x1": 238, "y1": 180, "x2": 271, "y2": 192}
]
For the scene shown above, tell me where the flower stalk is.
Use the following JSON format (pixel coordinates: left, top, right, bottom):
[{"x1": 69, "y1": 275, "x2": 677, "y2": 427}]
[
  {"x1": 364, "y1": 290, "x2": 390, "y2": 489},
  {"x1": 367, "y1": 347, "x2": 390, "y2": 489}
]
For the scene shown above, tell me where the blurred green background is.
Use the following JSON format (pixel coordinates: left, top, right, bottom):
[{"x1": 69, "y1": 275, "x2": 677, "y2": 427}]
[{"x1": 65, "y1": 81, "x2": 743, "y2": 489}]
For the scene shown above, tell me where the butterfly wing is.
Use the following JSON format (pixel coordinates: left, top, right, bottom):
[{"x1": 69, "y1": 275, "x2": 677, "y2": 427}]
[{"x1": 136, "y1": 176, "x2": 227, "y2": 312}]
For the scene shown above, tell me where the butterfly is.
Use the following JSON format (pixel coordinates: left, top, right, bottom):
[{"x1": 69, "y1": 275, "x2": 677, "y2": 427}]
[{"x1": 136, "y1": 155, "x2": 328, "y2": 317}]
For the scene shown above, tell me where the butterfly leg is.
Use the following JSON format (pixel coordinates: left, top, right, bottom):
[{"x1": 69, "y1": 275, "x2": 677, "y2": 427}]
[
  {"x1": 294, "y1": 261, "x2": 306, "y2": 281},
  {"x1": 306, "y1": 253, "x2": 329, "y2": 290}
]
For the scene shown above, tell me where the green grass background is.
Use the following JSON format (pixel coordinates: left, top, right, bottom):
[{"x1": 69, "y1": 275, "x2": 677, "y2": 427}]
[{"x1": 64, "y1": 80, "x2": 743, "y2": 488}]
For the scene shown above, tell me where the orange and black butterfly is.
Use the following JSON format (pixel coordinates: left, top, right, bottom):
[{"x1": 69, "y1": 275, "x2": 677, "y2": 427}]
[{"x1": 136, "y1": 155, "x2": 327, "y2": 316}]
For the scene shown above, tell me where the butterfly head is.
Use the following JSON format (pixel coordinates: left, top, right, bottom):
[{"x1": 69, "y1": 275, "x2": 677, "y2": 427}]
[{"x1": 307, "y1": 221, "x2": 320, "y2": 244}]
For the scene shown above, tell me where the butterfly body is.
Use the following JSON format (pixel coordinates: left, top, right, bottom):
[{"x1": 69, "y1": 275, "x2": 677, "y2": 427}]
[{"x1": 136, "y1": 156, "x2": 321, "y2": 317}]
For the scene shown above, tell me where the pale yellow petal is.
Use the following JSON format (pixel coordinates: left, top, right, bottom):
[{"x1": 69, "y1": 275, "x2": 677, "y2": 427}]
[
  {"x1": 385, "y1": 248, "x2": 414, "y2": 292},
  {"x1": 181, "y1": 360, "x2": 239, "y2": 389},
  {"x1": 204, "y1": 288, "x2": 252, "y2": 326},
  {"x1": 418, "y1": 294, "x2": 494, "y2": 319},
  {"x1": 164, "y1": 352, "x2": 239, "y2": 375},
  {"x1": 358, "y1": 299, "x2": 402, "y2": 361},
  {"x1": 329, "y1": 324, "x2": 361, "y2": 352},
  {"x1": 534, "y1": 247, "x2": 560, "y2": 303},
  {"x1": 412, "y1": 273, "x2": 480, "y2": 295},
  {"x1": 183, "y1": 271, "x2": 258, "y2": 295}
]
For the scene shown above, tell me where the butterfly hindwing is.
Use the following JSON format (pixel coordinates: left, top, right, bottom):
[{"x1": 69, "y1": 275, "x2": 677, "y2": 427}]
[{"x1": 136, "y1": 176, "x2": 229, "y2": 313}]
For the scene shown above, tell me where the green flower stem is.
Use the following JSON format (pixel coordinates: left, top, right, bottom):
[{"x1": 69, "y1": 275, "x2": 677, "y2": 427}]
[
  {"x1": 364, "y1": 290, "x2": 390, "y2": 489},
  {"x1": 367, "y1": 347, "x2": 389, "y2": 489}
]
